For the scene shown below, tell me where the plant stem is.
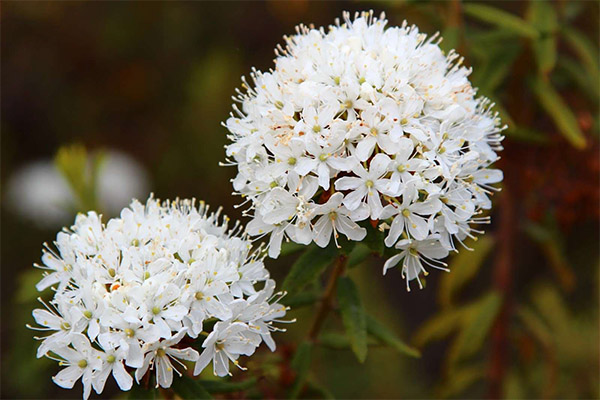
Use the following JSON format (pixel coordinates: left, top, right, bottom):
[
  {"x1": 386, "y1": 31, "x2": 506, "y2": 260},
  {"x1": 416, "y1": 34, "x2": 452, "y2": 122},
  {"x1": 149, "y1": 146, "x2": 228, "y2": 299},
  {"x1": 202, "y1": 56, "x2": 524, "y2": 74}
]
[{"x1": 308, "y1": 253, "x2": 348, "y2": 342}]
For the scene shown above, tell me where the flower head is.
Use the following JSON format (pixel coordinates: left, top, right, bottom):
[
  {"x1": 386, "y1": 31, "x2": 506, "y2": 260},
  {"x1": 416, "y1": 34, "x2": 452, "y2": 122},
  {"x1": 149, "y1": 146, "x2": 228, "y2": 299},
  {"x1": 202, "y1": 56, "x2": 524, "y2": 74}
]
[
  {"x1": 224, "y1": 11, "x2": 504, "y2": 287},
  {"x1": 30, "y1": 196, "x2": 289, "y2": 399}
]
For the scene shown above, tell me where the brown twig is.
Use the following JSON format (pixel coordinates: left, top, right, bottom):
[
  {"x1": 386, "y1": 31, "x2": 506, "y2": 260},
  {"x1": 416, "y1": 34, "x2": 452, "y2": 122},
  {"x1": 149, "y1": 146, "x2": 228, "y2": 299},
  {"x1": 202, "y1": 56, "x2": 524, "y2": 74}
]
[{"x1": 307, "y1": 253, "x2": 348, "y2": 342}]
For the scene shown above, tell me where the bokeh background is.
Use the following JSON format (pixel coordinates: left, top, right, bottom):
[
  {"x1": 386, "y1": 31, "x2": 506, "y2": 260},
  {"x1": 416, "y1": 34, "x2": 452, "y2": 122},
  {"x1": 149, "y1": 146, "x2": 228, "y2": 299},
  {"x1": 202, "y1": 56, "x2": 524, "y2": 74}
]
[{"x1": 2, "y1": 1, "x2": 598, "y2": 399}]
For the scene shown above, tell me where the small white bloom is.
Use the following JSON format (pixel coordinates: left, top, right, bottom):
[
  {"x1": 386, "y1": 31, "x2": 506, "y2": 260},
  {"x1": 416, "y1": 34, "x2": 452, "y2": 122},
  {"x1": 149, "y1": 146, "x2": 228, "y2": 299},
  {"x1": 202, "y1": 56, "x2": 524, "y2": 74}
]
[
  {"x1": 224, "y1": 11, "x2": 504, "y2": 288},
  {"x1": 30, "y1": 196, "x2": 290, "y2": 398}
]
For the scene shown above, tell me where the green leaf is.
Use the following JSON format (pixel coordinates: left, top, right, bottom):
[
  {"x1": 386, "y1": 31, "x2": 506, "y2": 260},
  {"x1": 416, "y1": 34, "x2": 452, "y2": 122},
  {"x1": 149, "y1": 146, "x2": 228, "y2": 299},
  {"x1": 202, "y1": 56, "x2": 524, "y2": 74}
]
[
  {"x1": 171, "y1": 375, "x2": 213, "y2": 399},
  {"x1": 366, "y1": 315, "x2": 420, "y2": 358},
  {"x1": 128, "y1": 384, "x2": 159, "y2": 399},
  {"x1": 289, "y1": 341, "x2": 313, "y2": 399},
  {"x1": 505, "y1": 126, "x2": 549, "y2": 144},
  {"x1": 347, "y1": 243, "x2": 372, "y2": 268},
  {"x1": 447, "y1": 291, "x2": 503, "y2": 366},
  {"x1": 463, "y1": 4, "x2": 539, "y2": 39},
  {"x1": 438, "y1": 364, "x2": 486, "y2": 398},
  {"x1": 527, "y1": 0, "x2": 558, "y2": 75},
  {"x1": 279, "y1": 241, "x2": 306, "y2": 257},
  {"x1": 336, "y1": 276, "x2": 367, "y2": 362},
  {"x1": 284, "y1": 291, "x2": 320, "y2": 308},
  {"x1": 413, "y1": 307, "x2": 466, "y2": 348},
  {"x1": 198, "y1": 378, "x2": 257, "y2": 393},
  {"x1": 361, "y1": 223, "x2": 385, "y2": 256},
  {"x1": 561, "y1": 26, "x2": 600, "y2": 90},
  {"x1": 439, "y1": 236, "x2": 495, "y2": 307},
  {"x1": 530, "y1": 76, "x2": 586, "y2": 149},
  {"x1": 282, "y1": 245, "x2": 336, "y2": 296},
  {"x1": 318, "y1": 332, "x2": 378, "y2": 350},
  {"x1": 557, "y1": 57, "x2": 600, "y2": 103},
  {"x1": 54, "y1": 144, "x2": 103, "y2": 212}
]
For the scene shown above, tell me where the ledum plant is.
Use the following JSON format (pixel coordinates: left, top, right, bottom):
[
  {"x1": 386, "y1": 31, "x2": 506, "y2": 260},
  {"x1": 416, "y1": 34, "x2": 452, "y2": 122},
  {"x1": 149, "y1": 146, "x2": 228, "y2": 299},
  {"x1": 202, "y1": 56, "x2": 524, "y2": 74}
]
[{"x1": 224, "y1": 10, "x2": 504, "y2": 397}]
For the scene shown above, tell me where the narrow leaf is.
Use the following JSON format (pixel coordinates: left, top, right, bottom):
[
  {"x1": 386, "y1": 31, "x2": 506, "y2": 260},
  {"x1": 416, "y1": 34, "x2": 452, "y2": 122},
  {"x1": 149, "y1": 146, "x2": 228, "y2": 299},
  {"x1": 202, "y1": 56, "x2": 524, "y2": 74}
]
[
  {"x1": 279, "y1": 242, "x2": 306, "y2": 257},
  {"x1": 448, "y1": 291, "x2": 503, "y2": 366},
  {"x1": 362, "y1": 223, "x2": 385, "y2": 256},
  {"x1": 128, "y1": 384, "x2": 159, "y2": 399},
  {"x1": 282, "y1": 245, "x2": 336, "y2": 296},
  {"x1": 318, "y1": 332, "x2": 378, "y2": 350},
  {"x1": 562, "y1": 26, "x2": 600, "y2": 89},
  {"x1": 337, "y1": 276, "x2": 367, "y2": 362},
  {"x1": 347, "y1": 243, "x2": 372, "y2": 268},
  {"x1": 284, "y1": 291, "x2": 320, "y2": 308},
  {"x1": 366, "y1": 315, "x2": 420, "y2": 358},
  {"x1": 289, "y1": 341, "x2": 312, "y2": 399},
  {"x1": 463, "y1": 4, "x2": 539, "y2": 39},
  {"x1": 439, "y1": 236, "x2": 495, "y2": 307},
  {"x1": 531, "y1": 76, "x2": 586, "y2": 149},
  {"x1": 527, "y1": 0, "x2": 558, "y2": 75},
  {"x1": 438, "y1": 364, "x2": 485, "y2": 398},
  {"x1": 171, "y1": 376, "x2": 213, "y2": 399},
  {"x1": 413, "y1": 307, "x2": 466, "y2": 348}
]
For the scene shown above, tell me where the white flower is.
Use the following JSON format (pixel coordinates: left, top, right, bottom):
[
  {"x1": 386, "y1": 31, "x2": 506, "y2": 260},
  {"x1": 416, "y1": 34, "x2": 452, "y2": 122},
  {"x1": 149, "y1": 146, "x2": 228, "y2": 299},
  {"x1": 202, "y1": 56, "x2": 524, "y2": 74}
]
[
  {"x1": 134, "y1": 330, "x2": 199, "y2": 389},
  {"x1": 224, "y1": 11, "x2": 504, "y2": 289},
  {"x1": 312, "y1": 193, "x2": 367, "y2": 248},
  {"x1": 30, "y1": 195, "x2": 290, "y2": 398}
]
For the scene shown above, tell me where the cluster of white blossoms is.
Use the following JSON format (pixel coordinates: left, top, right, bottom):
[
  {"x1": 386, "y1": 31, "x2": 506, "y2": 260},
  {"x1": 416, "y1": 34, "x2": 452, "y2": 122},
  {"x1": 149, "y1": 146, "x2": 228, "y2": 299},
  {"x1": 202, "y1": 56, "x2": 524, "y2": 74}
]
[
  {"x1": 224, "y1": 11, "x2": 504, "y2": 289},
  {"x1": 29, "y1": 196, "x2": 289, "y2": 399}
]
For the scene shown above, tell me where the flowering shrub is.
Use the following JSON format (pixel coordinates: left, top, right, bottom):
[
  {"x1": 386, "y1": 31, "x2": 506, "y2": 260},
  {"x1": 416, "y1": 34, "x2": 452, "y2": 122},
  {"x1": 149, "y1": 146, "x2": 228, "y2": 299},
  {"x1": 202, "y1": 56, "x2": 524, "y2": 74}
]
[
  {"x1": 29, "y1": 196, "x2": 289, "y2": 399},
  {"x1": 224, "y1": 11, "x2": 504, "y2": 289}
]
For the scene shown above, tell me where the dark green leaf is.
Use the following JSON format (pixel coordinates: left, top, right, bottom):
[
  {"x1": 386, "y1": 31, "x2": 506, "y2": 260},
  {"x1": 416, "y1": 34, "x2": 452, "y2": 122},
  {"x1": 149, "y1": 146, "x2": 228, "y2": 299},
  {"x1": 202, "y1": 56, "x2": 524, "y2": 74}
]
[
  {"x1": 361, "y1": 223, "x2": 385, "y2": 256},
  {"x1": 439, "y1": 236, "x2": 495, "y2": 307},
  {"x1": 413, "y1": 307, "x2": 466, "y2": 348},
  {"x1": 198, "y1": 377, "x2": 257, "y2": 393},
  {"x1": 438, "y1": 364, "x2": 485, "y2": 398},
  {"x1": 505, "y1": 126, "x2": 549, "y2": 144},
  {"x1": 527, "y1": 0, "x2": 558, "y2": 75},
  {"x1": 318, "y1": 332, "x2": 378, "y2": 350},
  {"x1": 366, "y1": 315, "x2": 420, "y2": 358},
  {"x1": 448, "y1": 291, "x2": 503, "y2": 365},
  {"x1": 171, "y1": 375, "x2": 213, "y2": 399},
  {"x1": 128, "y1": 384, "x2": 159, "y2": 399},
  {"x1": 288, "y1": 341, "x2": 313, "y2": 399},
  {"x1": 347, "y1": 243, "x2": 372, "y2": 268},
  {"x1": 279, "y1": 241, "x2": 306, "y2": 257},
  {"x1": 337, "y1": 276, "x2": 367, "y2": 362},
  {"x1": 561, "y1": 26, "x2": 600, "y2": 90},
  {"x1": 282, "y1": 245, "x2": 336, "y2": 296},
  {"x1": 463, "y1": 4, "x2": 539, "y2": 39},
  {"x1": 530, "y1": 76, "x2": 586, "y2": 149},
  {"x1": 284, "y1": 291, "x2": 320, "y2": 308}
]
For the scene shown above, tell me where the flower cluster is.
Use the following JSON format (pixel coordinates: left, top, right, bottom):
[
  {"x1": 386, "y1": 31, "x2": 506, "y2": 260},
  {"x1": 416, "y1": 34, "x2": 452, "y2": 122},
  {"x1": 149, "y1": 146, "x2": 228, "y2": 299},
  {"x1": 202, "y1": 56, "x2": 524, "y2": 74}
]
[
  {"x1": 29, "y1": 196, "x2": 289, "y2": 399},
  {"x1": 224, "y1": 11, "x2": 504, "y2": 288}
]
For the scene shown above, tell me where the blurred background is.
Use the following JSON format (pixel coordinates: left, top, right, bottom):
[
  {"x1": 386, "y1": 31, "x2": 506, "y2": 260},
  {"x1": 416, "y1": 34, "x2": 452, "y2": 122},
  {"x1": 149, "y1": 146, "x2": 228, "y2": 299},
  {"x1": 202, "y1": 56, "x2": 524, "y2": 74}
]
[{"x1": 1, "y1": 1, "x2": 598, "y2": 399}]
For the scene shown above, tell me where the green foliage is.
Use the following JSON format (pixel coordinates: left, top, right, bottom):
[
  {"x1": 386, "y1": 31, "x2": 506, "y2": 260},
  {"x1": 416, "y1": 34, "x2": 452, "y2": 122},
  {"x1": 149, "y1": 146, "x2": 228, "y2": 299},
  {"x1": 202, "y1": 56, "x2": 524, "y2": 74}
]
[
  {"x1": 347, "y1": 243, "x2": 372, "y2": 268},
  {"x1": 54, "y1": 144, "x2": 104, "y2": 212},
  {"x1": 527, "y1": 0, "x2": 558, "y2": 76},
  {"x1": 366, "y1": 315, "x2": 420, "y2": 358},
  {"x1": 439, "y1": 236, "x2": 495, "y2": 307},
  {"x1": 337, "y1": 276, "x2": 368, "y2": 363},
  {"x1": 530, "y1": 75, "x2": 587, "y2": 149},
  {"x1": 289, "y1": 341, "x2": 313, "y2": 399},
  {"x1": 463, "y1": 3, "x2": 539, "y2": 39},
  {"x1": 171, "y1": 375, "x2": 213, "y2": 399},
  {"x1": 128, "y1": 384, "x2": 159, "y2": 399},
  {"x1": 282, "y1": 245, "x2": 337, "y2": 297},
  {"x1": 447, "y1": 291, "x2": 502, "y2": 366}
]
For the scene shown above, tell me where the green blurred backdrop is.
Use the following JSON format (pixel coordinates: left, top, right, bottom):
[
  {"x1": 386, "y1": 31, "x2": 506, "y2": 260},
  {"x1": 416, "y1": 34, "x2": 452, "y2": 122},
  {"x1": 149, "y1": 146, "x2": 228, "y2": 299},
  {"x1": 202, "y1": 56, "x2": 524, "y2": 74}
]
[{"x1": 2, "y1": 1, "x2": 598, "y2": 399}]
